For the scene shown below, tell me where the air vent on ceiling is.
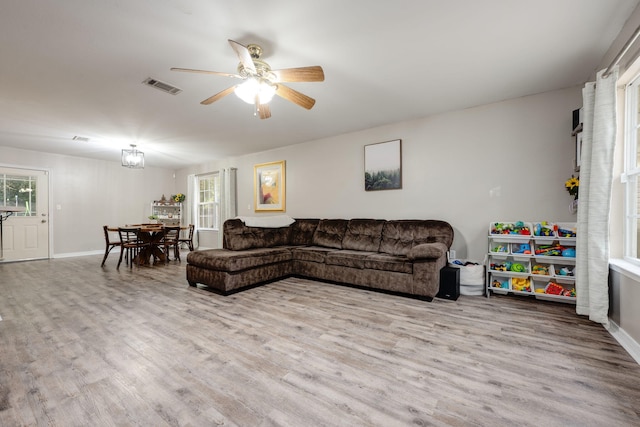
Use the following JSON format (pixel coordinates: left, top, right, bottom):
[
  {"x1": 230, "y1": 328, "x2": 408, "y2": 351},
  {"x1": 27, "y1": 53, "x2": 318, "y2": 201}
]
[
  {"x1": 142, "y1": 77, "x2": 182, "y2": 95},
  {"x1": 72, "y1": 136, "x2": 90, "y2": 142}
]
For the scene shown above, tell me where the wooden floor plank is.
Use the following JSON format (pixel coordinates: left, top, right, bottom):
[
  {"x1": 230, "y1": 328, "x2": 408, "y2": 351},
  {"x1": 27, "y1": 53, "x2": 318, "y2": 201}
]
[{"x1": 1, "y1": 255, "x2": 639, "y2": 426}]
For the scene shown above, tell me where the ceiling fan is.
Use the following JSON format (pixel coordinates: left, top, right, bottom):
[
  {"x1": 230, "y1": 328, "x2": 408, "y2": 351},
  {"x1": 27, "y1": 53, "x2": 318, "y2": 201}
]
[{"x1": 171, "y1": 39, "x2": 325, "y2": 119}]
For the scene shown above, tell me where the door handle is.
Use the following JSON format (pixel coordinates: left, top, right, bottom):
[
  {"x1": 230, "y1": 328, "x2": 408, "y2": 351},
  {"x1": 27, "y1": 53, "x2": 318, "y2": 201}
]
[{"x1": 41, "y1": 219, "x2": 47, "y2": 223}]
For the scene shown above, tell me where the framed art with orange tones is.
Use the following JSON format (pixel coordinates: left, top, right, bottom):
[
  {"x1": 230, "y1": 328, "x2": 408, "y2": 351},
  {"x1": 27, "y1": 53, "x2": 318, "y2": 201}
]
[{"x1": 254, "y1": 160, "x2": 285, "y2": 212}]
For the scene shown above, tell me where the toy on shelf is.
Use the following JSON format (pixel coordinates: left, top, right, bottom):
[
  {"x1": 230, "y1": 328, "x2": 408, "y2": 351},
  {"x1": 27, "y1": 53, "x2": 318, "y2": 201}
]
[
  {"x1": 557, "y1": 227, "x2": 577, "y2": 238},
  {"x1": 541, "y1": 282, "x2": 576, "y2": 298},
  {"x1": 532, "y1": 264, "x2": 550, "y2": 275},
  {"x1": 510, "y1": 262, "x2": 526, "y2": 273},
  {"x1": 491, "y1": 263, "x2": 508, "y2": 272},
  {"x1": 544, "y1": 282, "x2": 564, "y2": 295},
  {"x1": 534, "y1": 246, "x2": 576, "y2": 257},
  {"x1": 534, "y1": 222, "x2": 556, "y2": 237},
  {"x1": 491, "y1": 221, "x2": 531, "y2": 235},
  {"x1": 557, "y1": 266, "x2": 575, "y2": 276},
  {"x1": 492, "y1": 279, "x2": 509, "y2": 289},
  {"x1": 512, "y1": 278, "x2": 531, "y2": 292},
  {"x1": 535, "y1": 244, "x2": 563, "y2": 256},
  {"x1": 491, "y1": 261, "x2": 527, "y2": 273},
  {"x1": 492, "y1": 244, "x2": 508, "y2": 253},
  {"x1": 511, "y1": 243, "x2": 531, "y2": 254}
]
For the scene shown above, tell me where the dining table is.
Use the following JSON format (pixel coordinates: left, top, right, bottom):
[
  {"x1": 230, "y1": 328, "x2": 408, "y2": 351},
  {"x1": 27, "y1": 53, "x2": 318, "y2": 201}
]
[
  {"x1": 109, "y1": 224, "x2": 185, "y2": 266},
  {"x1": 135, "y1": 224, "x2": 167, "y2": 265}
]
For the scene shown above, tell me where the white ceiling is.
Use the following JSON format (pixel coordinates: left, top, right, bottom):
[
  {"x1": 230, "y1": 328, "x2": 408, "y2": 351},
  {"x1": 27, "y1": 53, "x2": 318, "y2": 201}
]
[{"x1": 1, "y1": 0, "x2": 638, "y2": 169}]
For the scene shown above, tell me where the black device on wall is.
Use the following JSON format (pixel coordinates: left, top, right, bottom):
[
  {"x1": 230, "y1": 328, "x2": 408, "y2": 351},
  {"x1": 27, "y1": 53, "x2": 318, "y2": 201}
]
[
  {"x1": 437, "y1": 266, "x2": 460, "y2": 300},
  {"x1": 572, "y1": 108, "x2": 583, "y2": 131}
]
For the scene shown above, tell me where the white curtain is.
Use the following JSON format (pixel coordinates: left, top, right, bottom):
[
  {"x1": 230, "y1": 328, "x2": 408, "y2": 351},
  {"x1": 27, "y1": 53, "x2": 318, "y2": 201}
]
[
  {"x1": 186, "y1": 174, "x2": 199, "y2": 249},
  {"x1": 576, "y1": 67, "x2": 618, "y2": 325},
  {"x1": 217, "y1": 168, "x2": 237, "y2": 248}
]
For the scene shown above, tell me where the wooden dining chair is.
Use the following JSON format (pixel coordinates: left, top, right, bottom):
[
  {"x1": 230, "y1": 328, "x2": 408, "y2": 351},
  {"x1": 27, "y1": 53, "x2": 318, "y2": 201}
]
[
  {"x1": 162, "y1": 226, "x2": 181, "y2": 263},
  {"x1": 101, "y1": 225, "x2": 122, "y2": 267},
  {"x1": 178, "y1": 224, "x2": 195, "y2": 251},
  {"x1": 117, "y1": 227, "x2": 148, "y2": 269}
]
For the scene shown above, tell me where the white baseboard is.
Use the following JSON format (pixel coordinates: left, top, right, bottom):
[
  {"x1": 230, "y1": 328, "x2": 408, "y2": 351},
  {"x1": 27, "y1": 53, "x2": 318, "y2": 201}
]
[
  {"x1": 607, "y1": 320, "x2": 640, "y2": 365},
  {"x1": 53, "y1": 250, "x2": 103, "y2": 259},
  {"x1": 53, "y1": 247, "x2": 193, "y2": 259}
]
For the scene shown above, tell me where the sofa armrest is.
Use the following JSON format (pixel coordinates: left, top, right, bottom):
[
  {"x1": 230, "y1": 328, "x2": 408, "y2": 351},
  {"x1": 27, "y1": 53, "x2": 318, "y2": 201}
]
[{"x1": 407, "y1": 242, "x2": 448, "y2": 260}]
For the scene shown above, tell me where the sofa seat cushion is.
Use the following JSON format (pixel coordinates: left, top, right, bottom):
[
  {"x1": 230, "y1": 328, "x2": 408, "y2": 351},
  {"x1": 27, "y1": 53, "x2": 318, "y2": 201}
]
[
  {"x1": 187, "y1": 247, "x2": 291, "y2": 272},
  {"x1": 364, "y1": 253, "x2": 413, "y2": 274},
  {"x1": 290, "y1": 246, "x2": 338, "y2": 263},
  {"x1": 325, "y1": 250, "x2": 377, "y2": 269}
]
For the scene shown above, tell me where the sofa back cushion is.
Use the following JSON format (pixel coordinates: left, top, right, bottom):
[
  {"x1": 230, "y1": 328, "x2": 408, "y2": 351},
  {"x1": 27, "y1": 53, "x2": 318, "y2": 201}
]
[
  {"x1": 224, "y1": 217, "x2": 454, "y2": 254},
  {"x1": 289, "y1": 218, "x2": 320, "y2": 246},
  {"x1": 342, "y1": 219, "x2": 385, "y2": 252},
  {"x1": 312, "y1": 219, "x2": 348, "y2": 249},
  {"x1": 224, "y1": 219, "x2": 254, "y2": 250},
  {"x1": 260, "y1": 227, "x2": 292, "y2": 247},
  {"x1": 223, "y1": 219, "x2": 290, "y2": 250},
  {"x1": 379, "y1": 220, "x2": 454, "y2": 256}
]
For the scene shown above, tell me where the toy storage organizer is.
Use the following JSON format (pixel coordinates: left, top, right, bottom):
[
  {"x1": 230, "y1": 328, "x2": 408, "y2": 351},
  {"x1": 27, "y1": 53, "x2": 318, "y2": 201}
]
[{"x1": 486, "y1": 221, "x2": 577, "y2": 304}]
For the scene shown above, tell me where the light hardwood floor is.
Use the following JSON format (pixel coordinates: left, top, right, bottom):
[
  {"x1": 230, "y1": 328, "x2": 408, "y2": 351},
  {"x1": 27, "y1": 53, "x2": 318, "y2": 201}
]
[{"x1": 1, "y1": 254, "x2": 639, "y2": 426}]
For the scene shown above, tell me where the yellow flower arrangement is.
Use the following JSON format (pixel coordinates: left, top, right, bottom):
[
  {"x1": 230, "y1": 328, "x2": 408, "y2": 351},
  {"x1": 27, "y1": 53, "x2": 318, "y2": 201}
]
[
  {"x1": 172, "y1": 193, "x2": 185, "y2": 203},
  {"x1": 565, "y1": 175, "x2": 579, "y2": 200}
]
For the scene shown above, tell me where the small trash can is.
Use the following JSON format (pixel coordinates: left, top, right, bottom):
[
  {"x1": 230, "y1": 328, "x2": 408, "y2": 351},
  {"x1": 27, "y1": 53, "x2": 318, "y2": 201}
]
[{"x1": 449, "y1": 259, "x2": 485, "y2": 296}]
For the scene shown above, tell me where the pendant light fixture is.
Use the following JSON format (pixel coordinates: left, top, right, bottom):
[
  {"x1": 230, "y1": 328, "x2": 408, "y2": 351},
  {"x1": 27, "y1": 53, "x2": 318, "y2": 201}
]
[{"x1": 121, "y1": 144, "x2": 144, "y2": 169}]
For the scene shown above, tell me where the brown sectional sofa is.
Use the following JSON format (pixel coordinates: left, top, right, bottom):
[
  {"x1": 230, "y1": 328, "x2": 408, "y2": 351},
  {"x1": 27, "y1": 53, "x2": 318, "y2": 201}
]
[{"x1": 186, "y1": 218, "x2": 454, "y2": 301}]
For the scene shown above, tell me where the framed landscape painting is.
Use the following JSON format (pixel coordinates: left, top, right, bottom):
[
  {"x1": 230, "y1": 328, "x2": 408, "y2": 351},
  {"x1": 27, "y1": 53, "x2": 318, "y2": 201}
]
[
  {"x1": 254, "y1": 160, "x2": 286, "y2": 212},
  {"x1": 364, "y1": 139, "x2": 402, "y2": 191}
]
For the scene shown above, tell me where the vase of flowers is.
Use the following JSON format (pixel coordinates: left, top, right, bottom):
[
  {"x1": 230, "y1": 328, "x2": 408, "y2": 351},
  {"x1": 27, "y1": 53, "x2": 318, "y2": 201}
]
[
  {"x1": 565, "y1": 175, "x2": 579, "y2": 200},
  {"x1": 172, "y1": 193, "x2": 185, "y2": 203}
]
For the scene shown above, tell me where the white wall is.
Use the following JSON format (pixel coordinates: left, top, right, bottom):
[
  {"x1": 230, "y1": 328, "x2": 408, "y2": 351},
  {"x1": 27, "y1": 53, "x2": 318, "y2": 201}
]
[
  {"x1": 177, "y1": 86, "x2": 582, "y2": 261},
  {"x1": 609, "y1": 268, "x2": 640, "y2": 362},
  {"x1": 0, "y1": 87, "x2": 582, "y2": 264},
  {"x1": 0, "y1": 146, "x2": 177, "y2": 256}
]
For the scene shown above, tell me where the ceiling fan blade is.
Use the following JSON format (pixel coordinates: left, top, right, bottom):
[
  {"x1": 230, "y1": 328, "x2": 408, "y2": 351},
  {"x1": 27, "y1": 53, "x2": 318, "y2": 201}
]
[
  {"x1": 228, "y1": 39, "x2": 256, "y2": 74},
  {"x1": 170, "y1": 67, "x2": 242, "y2": 79},
  {"x1": 272, "y1": 66, "x2": 325, "y2": 82},
  {"x1": 275, "y1": 84, "x2": 316, "y2": 110},
  {"x1": 201, "y1": 86, "x2": 236, "y2": 105},
  {"x1": 257, "y1": 103, "x2": 271, "y2": 119}
]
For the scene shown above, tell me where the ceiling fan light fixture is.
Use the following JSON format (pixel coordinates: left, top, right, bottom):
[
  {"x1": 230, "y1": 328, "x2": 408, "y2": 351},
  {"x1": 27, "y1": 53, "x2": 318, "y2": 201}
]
[
  {"x1": 234, "y1": 78, "x2": 276, "y2": 105},
  {"x1": 121, "y1": 144, "x2": 145, "y2": 169},
  {"x1": 172, "y1": 39, "x2": 323, "y2": 118}
]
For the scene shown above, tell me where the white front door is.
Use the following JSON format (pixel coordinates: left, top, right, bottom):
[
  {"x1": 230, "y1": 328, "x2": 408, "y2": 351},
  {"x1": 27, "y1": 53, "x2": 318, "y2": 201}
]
[{"x1": 0, "y1": 167, "x2": 49, "y2": 261}]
